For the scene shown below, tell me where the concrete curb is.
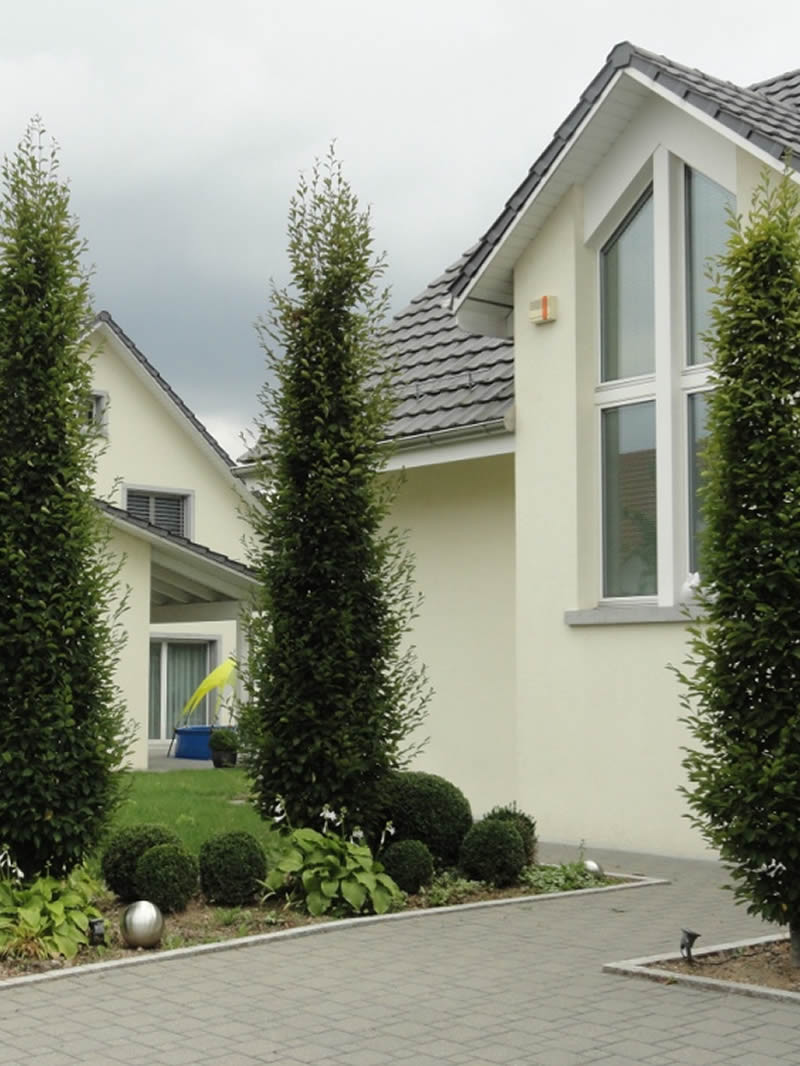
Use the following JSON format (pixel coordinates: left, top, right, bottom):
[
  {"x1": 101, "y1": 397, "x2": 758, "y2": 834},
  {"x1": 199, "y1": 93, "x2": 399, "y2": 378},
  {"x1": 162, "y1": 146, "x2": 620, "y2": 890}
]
[
  {"x1": 0, "y1": 871, "x2": 667, "y2": 991},
  {"x1": 603, "y1": 931, "x2": 800, "y2": 1004}
]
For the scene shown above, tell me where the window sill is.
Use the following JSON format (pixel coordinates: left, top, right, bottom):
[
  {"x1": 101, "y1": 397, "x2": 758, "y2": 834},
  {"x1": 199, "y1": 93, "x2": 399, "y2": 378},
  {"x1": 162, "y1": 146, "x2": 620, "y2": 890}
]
[{"x1": 564, "y1": 603, "x2": 703, "y2": 626}]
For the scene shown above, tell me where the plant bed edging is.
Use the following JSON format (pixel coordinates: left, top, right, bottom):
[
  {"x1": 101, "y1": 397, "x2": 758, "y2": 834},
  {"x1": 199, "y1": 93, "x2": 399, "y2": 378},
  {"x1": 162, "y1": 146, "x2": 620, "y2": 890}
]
[
  {"x1": 0, "y1": 871, "x2": 667, "y2": 992},
  {"x1": 603, "y1": 932, "x2": 800, "y2": 1004}
]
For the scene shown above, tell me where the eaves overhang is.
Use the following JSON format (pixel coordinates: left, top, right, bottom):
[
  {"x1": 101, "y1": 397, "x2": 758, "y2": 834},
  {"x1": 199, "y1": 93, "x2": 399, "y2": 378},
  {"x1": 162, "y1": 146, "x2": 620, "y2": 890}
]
[
  {"x1": 100, "y1": 501, "x2": 257, "y2": 607},
  {"x1": 452, "y1": 41, "x2": 800, "y2": 335}
]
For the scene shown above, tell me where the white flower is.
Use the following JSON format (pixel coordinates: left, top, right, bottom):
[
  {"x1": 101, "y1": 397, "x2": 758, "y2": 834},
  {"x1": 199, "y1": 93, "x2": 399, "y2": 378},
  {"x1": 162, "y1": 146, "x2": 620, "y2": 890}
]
[
  {"x1": 0, "y1": 847, "x2": 22, "y2": 882},
  {"x1": 351, "y1": 827, "x2": 365, "y2": 842},
  {"x1": 378, "y1": 821, "x2": 396, "y2": 850}
]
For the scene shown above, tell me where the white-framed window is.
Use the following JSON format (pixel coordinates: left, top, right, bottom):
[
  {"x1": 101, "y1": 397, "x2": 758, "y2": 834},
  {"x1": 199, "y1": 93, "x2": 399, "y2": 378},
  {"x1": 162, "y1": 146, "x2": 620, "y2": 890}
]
[
  {"x1": 126, "y1": 488, "x2": 190, "y2": 538},
  {"x1": 148, "y1": 638, "x2": 217, "y2": 741},
  {"x1": 594, "y1": 150, "x2": 733, "y2": 605},
  {"x1": 87, "y1": 391, "x2": 108, "y2": 436}
]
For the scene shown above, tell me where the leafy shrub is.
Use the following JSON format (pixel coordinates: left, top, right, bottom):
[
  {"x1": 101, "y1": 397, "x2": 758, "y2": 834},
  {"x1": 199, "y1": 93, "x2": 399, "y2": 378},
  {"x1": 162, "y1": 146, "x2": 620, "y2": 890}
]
[
  {"x1": 372, "y1": 771, "x2": 472, "y2": 866},
  {"x1": 199, "y1": 831, "x2": 266, "y2": 905},
  {"x1": 459, "y1": 819, "x2": 525, "y2": 887},
  {"x1": 417, "y1": 871, "x2": 485, "y2": 907},
  {"x1": 208, "y1": 728, "x2": 238, "y2": 753},
  {"x1": 263, "y1": 827, "x2": 402, "y2": 917},
  {"x1": 380, "y1": 839, "x2": 434, "y2": 894},
  {"x1": 241, "y1": 153, "x2": 430, "y2": 832},
  {"x1": 484, "y1": 804, "x2": 537, "y2": 864},
  {"x1": 0, "y1": 124, "x2": 136, "y2": 879},
  {"x1": 519, "y1": 862, "x2": 606, "y2": 894},
  {"x1": 101, "y1": 824, "x2": 181, "y2": 901},
  {"x1": 135, "y1": 844, "x2": 198, "y2": 914},
  {"x1": 0, "y1": 866, "x2": 104, "y2": 960}
]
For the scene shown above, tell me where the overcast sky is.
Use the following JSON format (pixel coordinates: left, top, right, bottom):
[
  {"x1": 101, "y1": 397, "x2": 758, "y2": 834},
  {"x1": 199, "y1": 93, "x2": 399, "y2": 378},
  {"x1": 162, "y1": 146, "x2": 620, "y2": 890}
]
[{"x1": 4, "y1": 0, "x2": 800, "y2": 458}]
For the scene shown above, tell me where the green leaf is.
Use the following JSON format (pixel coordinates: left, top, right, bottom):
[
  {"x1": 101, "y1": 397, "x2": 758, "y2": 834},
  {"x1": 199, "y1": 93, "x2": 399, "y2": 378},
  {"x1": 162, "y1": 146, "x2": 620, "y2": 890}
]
[
  {"x1": 371, "y1": 885, "x2": 392, "y2": 915},
  {"x1": 305, "y1": 890, "x2": 330, "y2": 917},
  {"x1": 340, "y1": 878, "x2": 366, "y2": 912},
  {"x1": 277, "y1": 849, "x2": 305, "y2": 873},
  {"x1": 50, "y1": 932, "x2": 80, "y2": 959},
  {"x1": 18, "y1": 905, "x2": 44, "y2": 931},
  {"x1": 353, "y1": 870, "x2": 376, "y2": 892}
]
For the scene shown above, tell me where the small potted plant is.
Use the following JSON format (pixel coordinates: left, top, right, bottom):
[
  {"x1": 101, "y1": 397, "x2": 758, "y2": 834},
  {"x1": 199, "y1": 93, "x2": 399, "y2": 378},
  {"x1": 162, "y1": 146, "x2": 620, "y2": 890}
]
[{"x1": 208, "y1": 727, "x2": 238, "y2": 768}]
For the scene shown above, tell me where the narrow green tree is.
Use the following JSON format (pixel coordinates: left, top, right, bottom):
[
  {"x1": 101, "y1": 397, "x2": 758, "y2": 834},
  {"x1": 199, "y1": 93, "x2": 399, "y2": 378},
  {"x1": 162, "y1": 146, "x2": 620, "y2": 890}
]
[
  {"x1": 0, "y1": 121, "x2": 133, "y2": 877},
  {"x1": 679, "y1": 170, "x2": 800, "y2": 963},
  {"x1": 241, "y1": 150, "x2": 429, "y2": 828}
]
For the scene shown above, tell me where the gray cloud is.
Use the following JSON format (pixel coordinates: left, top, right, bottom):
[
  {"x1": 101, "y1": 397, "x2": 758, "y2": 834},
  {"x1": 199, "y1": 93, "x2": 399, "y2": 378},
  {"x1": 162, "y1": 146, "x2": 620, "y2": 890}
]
[{"x1": 3, "y1": 0, "x2": 800, "y2": 456}]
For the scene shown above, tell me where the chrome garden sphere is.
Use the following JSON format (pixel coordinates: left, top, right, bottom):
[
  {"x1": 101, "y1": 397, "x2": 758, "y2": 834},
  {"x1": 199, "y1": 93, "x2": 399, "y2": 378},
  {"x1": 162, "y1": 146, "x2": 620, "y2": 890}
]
[
  {"x1": 583, "y1": 859, "x2": 605, "y2": 878},
  {"x1": 120, "y1": 900, "x2": 164, "y2": 948}
]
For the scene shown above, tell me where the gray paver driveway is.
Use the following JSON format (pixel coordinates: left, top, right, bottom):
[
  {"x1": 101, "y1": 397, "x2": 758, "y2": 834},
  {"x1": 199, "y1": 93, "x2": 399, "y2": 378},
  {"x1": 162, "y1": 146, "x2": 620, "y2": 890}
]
[{"x1": 0, "y1": 844, "x2": 797, "y2": 1065}]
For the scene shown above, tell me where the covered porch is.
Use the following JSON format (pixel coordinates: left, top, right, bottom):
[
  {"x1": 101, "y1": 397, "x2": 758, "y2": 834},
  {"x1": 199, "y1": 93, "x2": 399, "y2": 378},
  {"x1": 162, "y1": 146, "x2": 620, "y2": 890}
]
[{"x1": 103, "y1": 503, "x2": 259, "y2": 769}]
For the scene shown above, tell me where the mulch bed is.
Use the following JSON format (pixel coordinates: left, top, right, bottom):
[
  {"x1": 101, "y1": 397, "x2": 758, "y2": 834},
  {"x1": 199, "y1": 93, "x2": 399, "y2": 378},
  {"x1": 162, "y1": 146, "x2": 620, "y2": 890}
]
[
  {"x1": 657, "y1": 938, "x2": 800, "y2": 994},
  {"x1": 0, "y1": 875, "x2": 623, "y2": 981}
]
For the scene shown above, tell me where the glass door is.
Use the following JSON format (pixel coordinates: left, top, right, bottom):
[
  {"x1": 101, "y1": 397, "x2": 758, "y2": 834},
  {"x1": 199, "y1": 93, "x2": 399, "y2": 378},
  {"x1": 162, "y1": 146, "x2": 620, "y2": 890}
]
[{"x1": 148, "y1": 640, "x2": 211, "y2": 740}]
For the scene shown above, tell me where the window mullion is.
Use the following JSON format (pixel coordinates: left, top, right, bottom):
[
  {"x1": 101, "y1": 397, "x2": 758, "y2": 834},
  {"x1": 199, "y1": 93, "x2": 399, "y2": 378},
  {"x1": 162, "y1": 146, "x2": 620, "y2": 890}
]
[
  {"x1": 653, "y1": 147, "x2": 676, "y2": 607},
  {"x1": 159, "y1": 640, "x2": 168, "y2": 741}
]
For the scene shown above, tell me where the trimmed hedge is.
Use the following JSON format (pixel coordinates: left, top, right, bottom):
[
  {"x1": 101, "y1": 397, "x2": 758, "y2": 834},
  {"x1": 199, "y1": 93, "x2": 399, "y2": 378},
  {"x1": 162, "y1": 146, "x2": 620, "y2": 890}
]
[
  {"x1": 372, "y1": 771, "x2": 472, "y2": 866},
  {"x1": 199, "y1": 831, "x2": 267, "y2": 906},
  {"x1": 484, "y1": 804, "x2": 537, "y2": 865},
  {"x1": 101, "y1": 824, "x2": 181, "y2": 901},
  {"x1": 459, "y1": 819, "x2": 525, "y2": 887},
  {"x1": 380, "y1": 838, "x2": 434, "y2": 894},
  {"x1": 135, "y1": 843, "x2": 198, "y2": 914}
]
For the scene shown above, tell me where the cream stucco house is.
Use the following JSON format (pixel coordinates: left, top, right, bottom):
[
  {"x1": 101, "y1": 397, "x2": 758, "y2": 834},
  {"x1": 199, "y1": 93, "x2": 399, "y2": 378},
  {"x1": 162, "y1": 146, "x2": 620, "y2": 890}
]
[
  {"x1": 89, "y1": 312, "x2": 256, "y2": 769},
  {"x1": 370, "y1": 43, "x2": 800, "y2": 858}
]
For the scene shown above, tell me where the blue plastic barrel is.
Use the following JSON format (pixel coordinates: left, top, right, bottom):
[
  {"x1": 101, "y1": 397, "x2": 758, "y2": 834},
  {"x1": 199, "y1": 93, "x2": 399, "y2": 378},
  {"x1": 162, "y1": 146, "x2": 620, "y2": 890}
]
[{"x1": 173, "y1": 725, "x2": 213, "y2": 759}]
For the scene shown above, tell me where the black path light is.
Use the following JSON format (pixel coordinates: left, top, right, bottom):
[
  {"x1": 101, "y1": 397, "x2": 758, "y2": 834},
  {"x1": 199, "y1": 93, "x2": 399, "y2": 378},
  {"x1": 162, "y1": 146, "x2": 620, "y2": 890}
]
[
  {"x1": 680, "y1": 928, "x2": 701, "y2": 963},
  {"x1": 87, "y1": 917, "x2": 106, "y2": 945}
]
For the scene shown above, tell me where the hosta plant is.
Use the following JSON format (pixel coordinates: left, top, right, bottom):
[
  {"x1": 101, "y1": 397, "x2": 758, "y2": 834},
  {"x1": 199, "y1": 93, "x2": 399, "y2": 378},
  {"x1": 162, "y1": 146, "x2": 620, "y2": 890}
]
[
  {"x1": 0, "y1": 866, "x2": 104, "y2": 960},
  {"x1": 262, "y1": 826, "x2": 402, "y2": 917}
]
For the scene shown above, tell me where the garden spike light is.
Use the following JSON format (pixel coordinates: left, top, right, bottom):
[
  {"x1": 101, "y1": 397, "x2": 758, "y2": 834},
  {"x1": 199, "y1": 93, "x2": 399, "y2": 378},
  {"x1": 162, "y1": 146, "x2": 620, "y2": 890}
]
[{"x1": 680, "y1": 928, "x2": 701, "y2": 963}]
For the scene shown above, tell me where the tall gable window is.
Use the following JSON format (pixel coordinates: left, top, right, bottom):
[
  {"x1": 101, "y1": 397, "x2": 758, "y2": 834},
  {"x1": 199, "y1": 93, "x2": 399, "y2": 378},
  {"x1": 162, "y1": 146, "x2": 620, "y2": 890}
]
[
  {"x1": 601, "y1": 192, "x2": 655, "y2": 381},
  {"x1": 599, "y1": 191, "x2": 658, "y2": 596},
  {"x1": 602, "y1": 402, "x2": 657, "y2": 597},
  {"x1": 686, "y1": 170, "x2": 734, "y2": 365},
  {"x1": 593, "y1": 155, "x2": 732, "y2": 606},
  {"x1": 127, "y1": 490, "x2": 188, "y2": 537}
]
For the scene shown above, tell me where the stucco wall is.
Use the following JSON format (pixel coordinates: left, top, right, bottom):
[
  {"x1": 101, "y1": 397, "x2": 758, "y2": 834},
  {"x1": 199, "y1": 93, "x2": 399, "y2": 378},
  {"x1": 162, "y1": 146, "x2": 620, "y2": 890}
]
[
  {"x1": 513, "y1": 182, "x2": 711, "y2": 856},
  {"x1": 111, "y1": 526, "x2": 151, "y2": 770},
  {"x1": 389, "y1": 454, "x2": 516, "y2": 818},
  {"x1": 91, "y1": 328, "x2": 247, "y2": 560}
]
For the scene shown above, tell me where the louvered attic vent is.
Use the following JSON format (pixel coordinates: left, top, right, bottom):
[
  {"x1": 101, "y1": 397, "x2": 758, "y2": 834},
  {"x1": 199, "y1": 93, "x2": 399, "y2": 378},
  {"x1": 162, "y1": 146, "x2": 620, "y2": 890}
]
[{"x1": 127, "y1": 491, "x2": 187, "y2": 537}]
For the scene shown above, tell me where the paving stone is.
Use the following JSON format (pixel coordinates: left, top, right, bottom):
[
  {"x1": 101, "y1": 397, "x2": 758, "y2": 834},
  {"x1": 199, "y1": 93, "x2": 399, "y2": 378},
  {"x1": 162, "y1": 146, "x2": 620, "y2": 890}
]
[{"x1": 1, "y1": 844, "x2": 797, "y2": 1064}]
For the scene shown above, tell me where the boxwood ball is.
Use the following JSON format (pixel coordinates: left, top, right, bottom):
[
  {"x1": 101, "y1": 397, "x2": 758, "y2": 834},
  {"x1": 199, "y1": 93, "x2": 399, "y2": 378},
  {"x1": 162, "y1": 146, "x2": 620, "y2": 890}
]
[{"x1": 121, "y1": 900, "x2": 164, "y2": 948}]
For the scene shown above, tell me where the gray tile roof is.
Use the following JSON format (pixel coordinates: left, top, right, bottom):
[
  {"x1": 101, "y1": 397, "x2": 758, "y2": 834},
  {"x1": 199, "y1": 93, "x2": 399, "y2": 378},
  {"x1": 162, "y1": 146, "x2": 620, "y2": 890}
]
[
  {"x1": 751, "y1": 69, "x2": 800, "y2": 110},
  {"x1": 95, "y1": 311, "x2": 235, "y2": 468},
  {"x1": 242, "y1": 43, "x2": 800, "y2": 454},
  {"x1": 450, "y1": 41, "x2": 800, "y2": 303},
  {"x1": 381, "y1": 257, "x2": 513, "y2": 443},
  {"x1": 99, "y1": 500, "x2": 256, "y2": 579}
]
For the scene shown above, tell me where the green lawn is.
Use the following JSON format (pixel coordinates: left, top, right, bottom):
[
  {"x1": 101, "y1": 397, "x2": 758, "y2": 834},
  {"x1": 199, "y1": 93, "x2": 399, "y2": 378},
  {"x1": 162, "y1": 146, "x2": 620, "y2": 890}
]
[{"x1": 109, "y1": 769, "x2": 276, "y2": 854}]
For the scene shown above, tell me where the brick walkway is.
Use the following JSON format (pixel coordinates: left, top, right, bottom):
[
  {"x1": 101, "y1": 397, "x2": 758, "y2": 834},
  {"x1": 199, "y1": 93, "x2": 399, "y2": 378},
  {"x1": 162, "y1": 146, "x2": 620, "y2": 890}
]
[{"x1": 0, "y1": 844, "x2": 796, "y2": 1065}]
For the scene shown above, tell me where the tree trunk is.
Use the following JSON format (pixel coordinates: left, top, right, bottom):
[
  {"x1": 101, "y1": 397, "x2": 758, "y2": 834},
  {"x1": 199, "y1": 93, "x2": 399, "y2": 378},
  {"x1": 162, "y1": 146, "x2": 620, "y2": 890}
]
[{"x1": 790, "y1": 921, "x2": 800, "y2": 968}]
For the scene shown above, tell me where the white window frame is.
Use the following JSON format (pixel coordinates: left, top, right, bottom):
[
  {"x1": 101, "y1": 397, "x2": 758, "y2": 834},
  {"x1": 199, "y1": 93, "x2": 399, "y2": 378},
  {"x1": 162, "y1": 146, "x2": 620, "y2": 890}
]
[
  {"x1": 88, "y1": 390, "x2": 109, "y2": 437},
  {"x1": 591, "y1": 147, "x2": 726, "y2": 610},
  {"x1": 148, "y1": 636, "x2": 219, "y2": 742},
  {"x1": 124, "y1": 484, "x2": 195, "y2": 540}
]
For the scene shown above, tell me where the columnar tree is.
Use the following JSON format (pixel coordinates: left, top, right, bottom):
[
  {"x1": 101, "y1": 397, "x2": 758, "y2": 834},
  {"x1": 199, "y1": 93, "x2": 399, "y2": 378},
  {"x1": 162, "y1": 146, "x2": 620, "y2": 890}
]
[
  {"x1": 679, "y1": 170, "x2": 800, "y2": 963},
  {"x1": 241, "y1": 150, "x2": 429, "y2": 829},
  {"x1": 0, "y1": 121, "x2": 133, "y2": 877}
]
